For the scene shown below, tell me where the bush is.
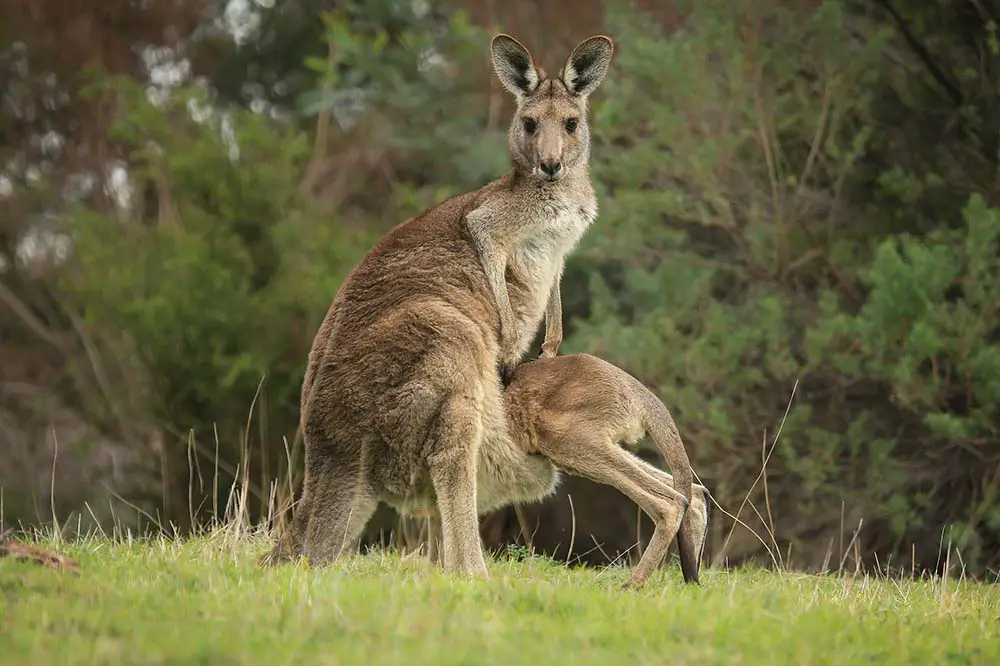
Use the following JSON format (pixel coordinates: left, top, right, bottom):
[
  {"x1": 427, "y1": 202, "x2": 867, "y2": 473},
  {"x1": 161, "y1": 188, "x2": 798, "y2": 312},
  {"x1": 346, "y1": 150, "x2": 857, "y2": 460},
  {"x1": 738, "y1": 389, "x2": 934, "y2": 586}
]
[
  {"x1": 563, "y1": 0, "x2": 1000, "y2": 573},
  {"x1": 20, "y1": 0, "x2": 999, "y2": 575},
  {"x1": 58, "y1": 78, "x2": 376, "y2": 525}
]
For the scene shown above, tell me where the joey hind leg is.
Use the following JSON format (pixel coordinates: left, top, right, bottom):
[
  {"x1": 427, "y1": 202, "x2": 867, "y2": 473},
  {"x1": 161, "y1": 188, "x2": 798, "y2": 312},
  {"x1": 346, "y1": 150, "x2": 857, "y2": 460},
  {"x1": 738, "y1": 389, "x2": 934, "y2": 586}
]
[
  {"x1": 605, "y1": 449, "x2": 692, "y2": 588},
  {"x1": 428, "y1": 396, "x2": 490, "y2": 578},
  {"x1": 300, "y1": 456, "x2": 378, "y2": 566},
  {"x1": 632, "y1": 456, "x2": 712, "y2": 581},
  {"x1": 544, "y1": 437, "x2": 689, "y2": 589}
]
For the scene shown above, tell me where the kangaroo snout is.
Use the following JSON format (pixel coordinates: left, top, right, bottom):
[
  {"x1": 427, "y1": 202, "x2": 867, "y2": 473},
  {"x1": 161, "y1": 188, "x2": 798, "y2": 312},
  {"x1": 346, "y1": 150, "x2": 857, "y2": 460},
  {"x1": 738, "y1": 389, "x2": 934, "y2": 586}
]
[{"x1": 539, "y1": 160, "x2": 562, "y2": 179}]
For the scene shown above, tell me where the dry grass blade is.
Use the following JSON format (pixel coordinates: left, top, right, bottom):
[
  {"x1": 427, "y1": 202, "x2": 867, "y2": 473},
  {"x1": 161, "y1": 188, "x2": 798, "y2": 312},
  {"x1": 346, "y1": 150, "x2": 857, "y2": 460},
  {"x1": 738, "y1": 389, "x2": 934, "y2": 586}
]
[
  {"x1": 0, "y1": 532, "x2": 81, "y2": 575},
  {"x1": 565, "y1": 494, "x2": 577, "y2": 566},
  {"x1": 513, "y1": 504, "x2": 534, "y2": 552},
  {"x1": 715, "y1": 379, "x2": 798, "y2": 570}
]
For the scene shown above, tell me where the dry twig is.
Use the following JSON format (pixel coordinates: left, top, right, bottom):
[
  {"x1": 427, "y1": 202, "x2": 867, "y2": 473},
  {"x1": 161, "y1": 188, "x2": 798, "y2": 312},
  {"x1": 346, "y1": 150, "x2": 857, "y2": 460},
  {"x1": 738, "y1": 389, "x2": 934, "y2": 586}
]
[{"x1": 0, "y1": 532, "x2": 81, "y2": 575}]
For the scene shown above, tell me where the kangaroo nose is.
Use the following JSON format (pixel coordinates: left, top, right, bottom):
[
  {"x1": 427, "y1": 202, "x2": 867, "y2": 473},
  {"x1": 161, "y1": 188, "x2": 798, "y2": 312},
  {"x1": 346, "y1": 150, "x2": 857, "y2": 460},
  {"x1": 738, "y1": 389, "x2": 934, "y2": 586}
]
[{"x1": 540, "y1": 160, "x2": 562, "y2": 177}]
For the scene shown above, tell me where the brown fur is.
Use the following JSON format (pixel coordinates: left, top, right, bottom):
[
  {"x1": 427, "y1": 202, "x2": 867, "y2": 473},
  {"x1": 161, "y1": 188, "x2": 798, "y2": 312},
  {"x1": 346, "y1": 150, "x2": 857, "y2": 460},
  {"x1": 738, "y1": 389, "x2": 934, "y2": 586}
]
[
  {"x1": 260, "y1": 35, "x2": 615, "y2": 578},
  {"x1": 426, "y1": 354, "x2": 710, "y2": 588},
  {"x1": 265, "y1": 353, "x2": 711, "y2": 588},
  {"x1": 508, "y1": 354, "x2": 709, "y2": 585}
]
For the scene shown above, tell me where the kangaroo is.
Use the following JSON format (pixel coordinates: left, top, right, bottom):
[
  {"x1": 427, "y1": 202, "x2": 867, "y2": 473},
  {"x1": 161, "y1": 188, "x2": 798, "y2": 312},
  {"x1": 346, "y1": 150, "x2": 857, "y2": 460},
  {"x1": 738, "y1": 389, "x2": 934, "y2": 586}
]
[
  {"x1": 261, "y1": 34, "x2": 619, "y2": 578},
  {"x1": 264, "y1": 353, "x2": 710, "y2": 588},
  {"x1": 472, "y1": 34, "x2": 611, "y2": 382},
  {"x1": 426, "y1": 353, "x2": 711, "y2": 588}
]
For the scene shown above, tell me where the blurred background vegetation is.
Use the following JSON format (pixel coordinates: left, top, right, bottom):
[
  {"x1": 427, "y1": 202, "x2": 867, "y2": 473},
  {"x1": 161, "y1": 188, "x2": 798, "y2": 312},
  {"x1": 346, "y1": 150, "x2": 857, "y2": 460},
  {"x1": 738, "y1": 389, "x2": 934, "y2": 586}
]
[{"x1": 2, "y1": 0, "x2": 999, "y2": 577}]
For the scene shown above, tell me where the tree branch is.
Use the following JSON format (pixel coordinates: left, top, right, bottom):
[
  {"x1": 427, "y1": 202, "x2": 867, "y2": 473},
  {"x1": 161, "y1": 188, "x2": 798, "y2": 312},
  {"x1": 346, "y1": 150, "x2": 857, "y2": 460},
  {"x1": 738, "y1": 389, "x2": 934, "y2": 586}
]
[
  {"x1": 0, "y1": 281, "x2": 67, "y2": 349},
  {"x1": 874, "y1": 0, "x2": 964, "y2": 107}
]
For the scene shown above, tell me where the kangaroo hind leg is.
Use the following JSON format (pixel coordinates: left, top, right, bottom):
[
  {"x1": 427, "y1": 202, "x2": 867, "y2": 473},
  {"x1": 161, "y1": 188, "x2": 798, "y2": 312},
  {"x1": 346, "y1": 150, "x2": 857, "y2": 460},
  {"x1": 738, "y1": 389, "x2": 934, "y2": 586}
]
[
  {"x1": 427, "y1": 393, "x2": 490, "y2": 578},
  {"x1": 300, "y1": 453, "x2": 378, "y2": 567}
]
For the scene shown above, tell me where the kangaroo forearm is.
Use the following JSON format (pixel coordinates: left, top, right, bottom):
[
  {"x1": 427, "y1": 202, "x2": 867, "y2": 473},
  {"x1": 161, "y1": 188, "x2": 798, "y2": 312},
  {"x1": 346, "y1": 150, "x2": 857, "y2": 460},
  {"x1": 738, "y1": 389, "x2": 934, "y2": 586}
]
[
  {"x1": 540, "y1": 279, "x2": 563, "y2": 355},
  {"x1": 469, "y1": 224, "x2": 519, "y2": 353},
  {"x1": 486, "y1": 264, "x2": 517, "y2": 351}
]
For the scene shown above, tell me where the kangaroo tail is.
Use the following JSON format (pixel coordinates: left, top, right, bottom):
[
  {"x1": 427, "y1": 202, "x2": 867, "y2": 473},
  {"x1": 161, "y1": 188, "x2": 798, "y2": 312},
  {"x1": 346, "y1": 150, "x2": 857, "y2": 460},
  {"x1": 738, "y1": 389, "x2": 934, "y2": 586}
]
[{"x1": 639, "y1": 388, "x2": 702, "y2": 584}]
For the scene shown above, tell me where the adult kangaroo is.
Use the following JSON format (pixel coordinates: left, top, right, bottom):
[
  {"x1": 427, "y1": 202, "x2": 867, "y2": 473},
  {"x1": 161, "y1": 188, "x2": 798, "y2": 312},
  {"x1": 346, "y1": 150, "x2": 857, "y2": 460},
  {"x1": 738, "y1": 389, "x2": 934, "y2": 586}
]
[{"x1": 270, "y1": 34, "x2": 615, "y2": 577}]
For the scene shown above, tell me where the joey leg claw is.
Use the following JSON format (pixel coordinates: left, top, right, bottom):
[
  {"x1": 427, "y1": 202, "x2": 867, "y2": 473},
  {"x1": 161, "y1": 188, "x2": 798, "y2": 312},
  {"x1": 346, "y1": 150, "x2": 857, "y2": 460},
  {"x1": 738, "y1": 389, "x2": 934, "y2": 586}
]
[{"x1": 500, "y1": 360, "x2": 517, "y2": 387}]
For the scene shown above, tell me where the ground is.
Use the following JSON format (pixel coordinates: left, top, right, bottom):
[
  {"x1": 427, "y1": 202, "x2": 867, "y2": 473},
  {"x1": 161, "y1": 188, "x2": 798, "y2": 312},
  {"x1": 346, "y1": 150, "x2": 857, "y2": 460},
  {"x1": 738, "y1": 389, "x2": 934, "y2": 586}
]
[{"x1": 1, "y1": 531, "x2": 997, "y2": 665}]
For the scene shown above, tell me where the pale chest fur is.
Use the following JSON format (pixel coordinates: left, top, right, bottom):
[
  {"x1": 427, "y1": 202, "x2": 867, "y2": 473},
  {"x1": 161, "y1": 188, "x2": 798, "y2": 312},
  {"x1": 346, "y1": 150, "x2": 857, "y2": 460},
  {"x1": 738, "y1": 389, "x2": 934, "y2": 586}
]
[
  {"x1": 508, "y1": 199, "x2": 596, "y2": 343},
  {"x1": 465, "y1": 186, "x2": 597, "y2": 352}
]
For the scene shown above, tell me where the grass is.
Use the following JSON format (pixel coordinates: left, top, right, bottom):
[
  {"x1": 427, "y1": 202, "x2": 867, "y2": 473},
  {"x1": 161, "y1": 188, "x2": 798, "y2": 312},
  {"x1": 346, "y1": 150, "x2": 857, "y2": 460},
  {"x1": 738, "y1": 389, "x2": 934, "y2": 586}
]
[{"x1": 1, "y1": 529, "x2": 998, "y2": 665}]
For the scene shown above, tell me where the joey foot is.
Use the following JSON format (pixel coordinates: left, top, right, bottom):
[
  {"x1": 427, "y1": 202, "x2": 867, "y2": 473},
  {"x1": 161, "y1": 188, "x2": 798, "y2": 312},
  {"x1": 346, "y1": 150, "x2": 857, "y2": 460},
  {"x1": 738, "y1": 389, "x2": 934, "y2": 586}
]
[
  {"x1": 498, "y1": 342, "x2": 520, "y2": 386},
  {"x1": 500, "y1": 358, "x2": 518, "y2": 387}
]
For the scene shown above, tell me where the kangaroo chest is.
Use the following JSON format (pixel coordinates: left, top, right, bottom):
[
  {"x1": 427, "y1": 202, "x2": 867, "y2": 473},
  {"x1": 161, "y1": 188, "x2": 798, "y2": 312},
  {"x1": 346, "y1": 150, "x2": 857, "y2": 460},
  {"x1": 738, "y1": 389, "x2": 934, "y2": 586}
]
[
  {"x1": 465, "y1": 187, "x2": 597, "y2": 350},
  {"x1": 508, "y1": 201, "x2": 596, "y2": 330},
  {"x1": 510, "y1": 205, "x2": 592, "y2": 273}
]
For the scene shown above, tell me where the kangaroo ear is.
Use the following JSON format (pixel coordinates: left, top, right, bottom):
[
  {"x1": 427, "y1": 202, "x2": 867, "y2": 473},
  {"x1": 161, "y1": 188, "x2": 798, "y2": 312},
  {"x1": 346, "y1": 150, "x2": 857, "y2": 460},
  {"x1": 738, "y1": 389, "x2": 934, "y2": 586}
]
[
  {"x1": 561, "y1": 35, "x2": 614, "y2": 98},
  {"x1": 491, "y1": 34, "x2": 540, "y2": 98}
]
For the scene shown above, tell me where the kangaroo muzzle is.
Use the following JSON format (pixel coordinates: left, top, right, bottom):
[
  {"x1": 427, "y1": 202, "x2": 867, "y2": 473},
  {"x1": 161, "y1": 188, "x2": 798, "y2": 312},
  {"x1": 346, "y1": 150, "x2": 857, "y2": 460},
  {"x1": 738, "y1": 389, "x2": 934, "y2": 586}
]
[{"x1": 535, "y1": 128, "x2": 564, "y2": 181}]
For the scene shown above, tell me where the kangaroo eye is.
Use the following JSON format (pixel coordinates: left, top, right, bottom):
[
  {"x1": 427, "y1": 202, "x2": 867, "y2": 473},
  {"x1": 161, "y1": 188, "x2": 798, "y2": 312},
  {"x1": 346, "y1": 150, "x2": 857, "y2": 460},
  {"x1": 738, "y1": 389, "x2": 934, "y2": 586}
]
[
  {"x1": 565, "y1": 118, "x2": 579, "y2": 133},
  {"x1": 522, "y1": 117, "x2": 537, "y2": 134}
]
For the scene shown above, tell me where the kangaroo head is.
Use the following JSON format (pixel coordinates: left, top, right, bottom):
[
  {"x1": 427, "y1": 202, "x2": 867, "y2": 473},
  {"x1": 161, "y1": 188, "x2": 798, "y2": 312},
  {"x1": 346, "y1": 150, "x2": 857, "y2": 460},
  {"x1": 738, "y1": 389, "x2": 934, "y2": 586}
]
[{"x1": 491, "y1": 34, "x2": 614, "y2": 183}]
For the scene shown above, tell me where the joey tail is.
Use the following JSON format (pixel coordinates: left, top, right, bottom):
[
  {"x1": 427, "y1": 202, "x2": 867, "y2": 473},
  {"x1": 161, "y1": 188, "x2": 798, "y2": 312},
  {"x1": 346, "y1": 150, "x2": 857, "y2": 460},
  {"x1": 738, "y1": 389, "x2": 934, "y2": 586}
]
[
  {"x1": 639, "y1": 389, "x2": 702, "y2": 584},
  {"x1": 676, "y1": 486, "x2": 711, "y2": 585}
]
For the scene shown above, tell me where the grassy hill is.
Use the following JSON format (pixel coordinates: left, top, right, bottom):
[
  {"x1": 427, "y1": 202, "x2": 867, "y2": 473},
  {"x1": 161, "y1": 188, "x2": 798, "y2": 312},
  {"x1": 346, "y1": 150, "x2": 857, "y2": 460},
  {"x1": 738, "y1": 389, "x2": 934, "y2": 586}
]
[{"x1": 1, "y1": 530, "x2": 997, "y2": 665}]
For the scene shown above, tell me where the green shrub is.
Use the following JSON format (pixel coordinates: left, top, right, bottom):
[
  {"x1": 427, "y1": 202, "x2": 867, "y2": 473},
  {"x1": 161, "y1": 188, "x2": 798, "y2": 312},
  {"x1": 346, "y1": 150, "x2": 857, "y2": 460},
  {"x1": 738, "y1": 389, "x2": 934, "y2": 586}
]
[{"x1": 563, "y1": 0, "x2": 1000, "y2": 573}]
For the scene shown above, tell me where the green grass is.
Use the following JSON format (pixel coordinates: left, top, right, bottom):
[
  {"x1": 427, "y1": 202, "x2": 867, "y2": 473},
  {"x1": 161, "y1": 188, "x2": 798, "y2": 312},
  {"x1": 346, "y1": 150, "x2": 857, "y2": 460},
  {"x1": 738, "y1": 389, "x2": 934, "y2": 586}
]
[{"x1": 1, "y1": 530, "x2": 997, "y2": 665}]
